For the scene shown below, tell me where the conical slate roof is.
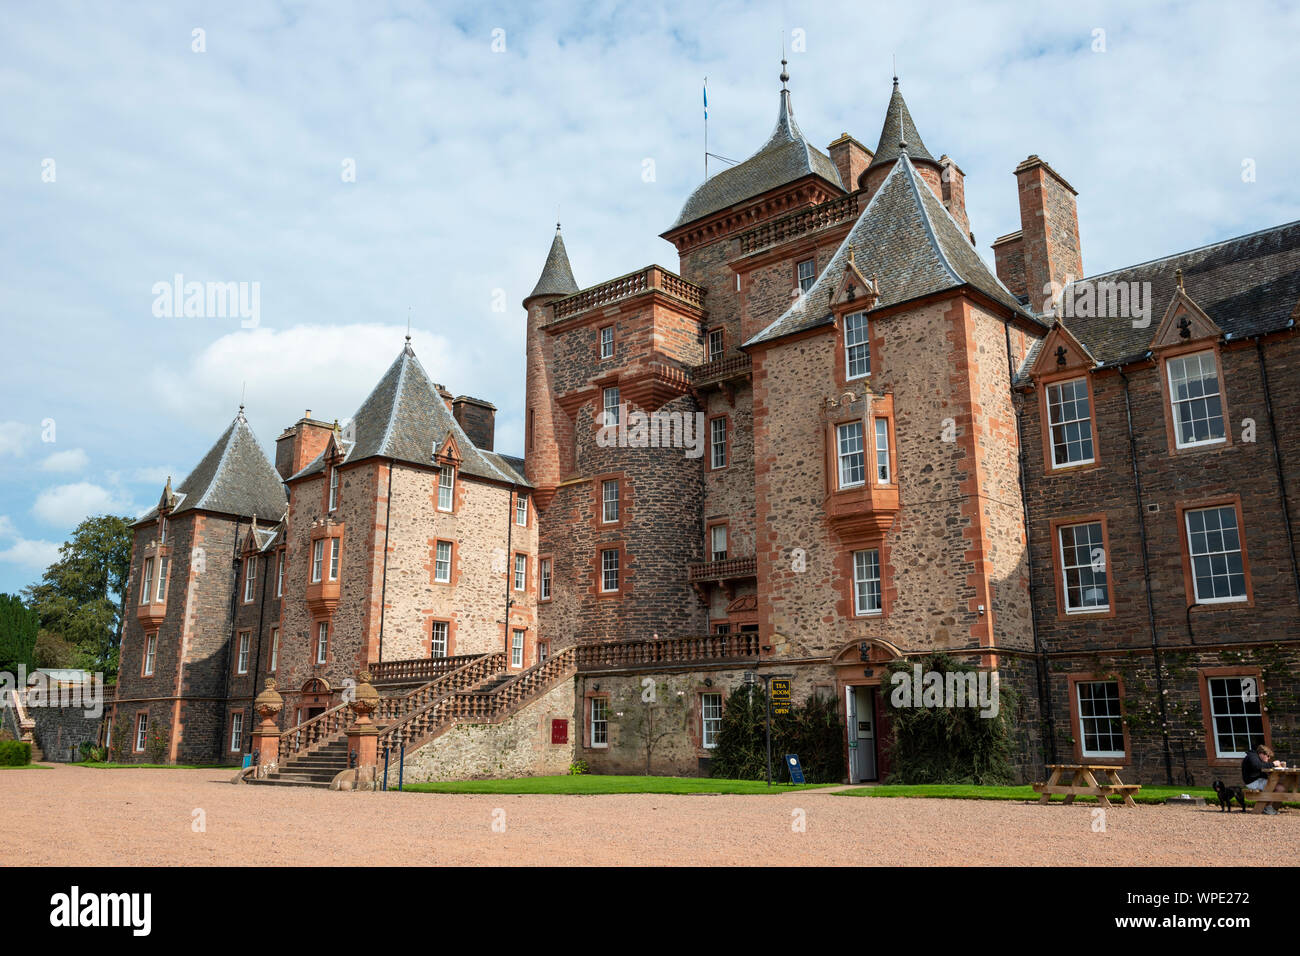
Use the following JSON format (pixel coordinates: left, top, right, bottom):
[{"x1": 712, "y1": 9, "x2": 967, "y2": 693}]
[
  {"x1": 292, "y1": 343, "x2": 528, "y2": 485},
  {"x1": 746, "y1": 153, "x2": 1034, "y2": 348},
  {"x1": 135, "y1": 412, "x2": 287, "y2": 525},
  {"x1": 866, "y1": 79, "x2": 936, "y2": 172},
  {"x1": 667, "y1": 85, "x2": 844, "y2": 231},
  {"x1": 526, "y1": 225, "x2": 579, "y2": 302}
]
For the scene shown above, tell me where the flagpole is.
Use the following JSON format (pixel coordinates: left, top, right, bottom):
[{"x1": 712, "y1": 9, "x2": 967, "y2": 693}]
[{"x1": 703, "y1": 76, "x2": 708, "y2": 181}]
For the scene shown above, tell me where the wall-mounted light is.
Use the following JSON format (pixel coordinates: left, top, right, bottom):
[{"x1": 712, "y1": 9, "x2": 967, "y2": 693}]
[{"x1": 704, "y1": 678, "x2": 713, "y2": 687}]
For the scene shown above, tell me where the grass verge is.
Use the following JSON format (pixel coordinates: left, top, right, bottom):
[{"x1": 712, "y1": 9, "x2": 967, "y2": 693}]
[
  {"x1": 74, "y1": 761, "x2": 232, "y2": 770},
  {"x1": 838, "y1": 783, "x2": 1300, "y2": 807},
  {"x1": 0, "y1": 763, "x2": 52, "y2": 769},
  {"x1": 395, "y1": 774, "x2": 833, "y2": 795}
]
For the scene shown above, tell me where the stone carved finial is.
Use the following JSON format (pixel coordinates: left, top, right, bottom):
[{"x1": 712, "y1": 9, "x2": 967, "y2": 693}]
[{"x1": 349, "y1": 669, "x2": 380, "y2": 725}]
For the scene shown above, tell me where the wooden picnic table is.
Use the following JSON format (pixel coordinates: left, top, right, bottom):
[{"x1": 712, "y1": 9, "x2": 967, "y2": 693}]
[
  {"x1": 1032, "y1": 763, "x2": 1141, "y2": 807},
  {"x1": 1245, "y1": 767, "x2": 1300, "y2": 813}
]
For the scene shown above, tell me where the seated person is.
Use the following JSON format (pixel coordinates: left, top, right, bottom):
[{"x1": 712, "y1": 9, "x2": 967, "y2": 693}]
[{"x1": 1242, "y1": 744, "x2": 1284, "y2": 814}]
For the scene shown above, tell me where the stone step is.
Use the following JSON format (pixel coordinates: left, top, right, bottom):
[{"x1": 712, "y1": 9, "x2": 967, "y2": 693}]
[{"x1": 246, "y1": 776, "x2": 331, "y2": 789}]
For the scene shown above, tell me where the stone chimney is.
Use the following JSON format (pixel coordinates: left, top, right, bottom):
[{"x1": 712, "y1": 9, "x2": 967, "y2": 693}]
[
  {"x1": 1013, "y1": 155, "x2": 1082, "y2": 315},
  {"x1": 938, "y1": 155, "x2": 970, "y2": 239},
  {"x1": 452, "y1": 396, "x2": 496, "y2": 451},
  {"x1": 275, "y1": 411, "x2": 334, "y2": 480},
  {"x1": 827, "y1": 133, "x2": 873, "y2": 193},
  {"x1": 992, "y1": 232, "x2": 1027, "y2": 300}
]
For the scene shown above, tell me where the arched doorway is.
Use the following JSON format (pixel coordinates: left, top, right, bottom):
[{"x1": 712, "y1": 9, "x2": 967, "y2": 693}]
[
  {"x1": 298, "y1": 678, "x2": 332, "y2": 724},
  {"x1": 831, "y1": 639, "x2": 902, "y2": 783}
]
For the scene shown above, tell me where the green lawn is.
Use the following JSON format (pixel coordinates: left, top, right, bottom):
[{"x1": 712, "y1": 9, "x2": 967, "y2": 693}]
[
  {"x1": 395, "y1": 775, "x2": 834, "y2": 795},
  {"x1": 0, "y1": 763, "x2": 52, "y2": 769},
  {"x1": 74, "y1": 761, "x2": 233, "y2": 770},
  {"x1": 838, "y1": 783, "x2": 1300, "y2": 807}
]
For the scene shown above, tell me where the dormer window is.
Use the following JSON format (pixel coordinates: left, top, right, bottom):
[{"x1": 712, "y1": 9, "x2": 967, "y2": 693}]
[
  {"x1": 328, "y1": 466, "x2": 340, "y2": 512},
  {"x1": 1046, "y1": 377, "x2": 1095, "y2": 468},
  {"x1": 159, "y1": 516, "x2": 167, "y2": 545},
  {"x1": 844, "y1": 311, "x2": 870, "y2": 380},
  {"x1": 438, "y1": 466, "x2": 455, "y2": 512},
  {"x1": 1167, "y1": 351, "x2": 1225, "y2": 448}
]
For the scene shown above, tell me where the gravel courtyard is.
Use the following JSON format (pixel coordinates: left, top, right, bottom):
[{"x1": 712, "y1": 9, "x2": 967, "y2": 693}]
[{"x1": 3, "y1": 765, "x2": 1294, "y2": 866}]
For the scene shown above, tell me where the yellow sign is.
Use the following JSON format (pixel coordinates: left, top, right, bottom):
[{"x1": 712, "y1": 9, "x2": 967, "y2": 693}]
[{"x1": 771, "y1": 678, "x2": 791, "y2": 715}]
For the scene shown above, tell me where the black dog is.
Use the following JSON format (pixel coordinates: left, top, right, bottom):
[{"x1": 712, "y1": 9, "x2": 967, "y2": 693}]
[{"x1": 1213, "y1": 779, "x2": 1246, "y2": 812}]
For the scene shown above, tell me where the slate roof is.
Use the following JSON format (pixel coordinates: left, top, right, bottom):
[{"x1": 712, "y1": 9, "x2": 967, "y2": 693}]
[
  {"x1": 667, "y1": 88, "x2": 844, "y2": 231},
  {"x1": 866, "y1": 79, "x2": 937, "y2": 172},
  {"x1": 135, "y1": 413, "x2": 288, "y2": 525},
  {"x1": 526, "y1": 225, "x2": 579, "y2": 302},
  {"x1": 292, "y1": 343, "x2": 530, "y2": 486},
  {"x1": 1045, "y1": 219, "x2": 1300, "y2": 370},
  {"x1": 745, "y1": 153, "x2": 1033, "y2": 348}
]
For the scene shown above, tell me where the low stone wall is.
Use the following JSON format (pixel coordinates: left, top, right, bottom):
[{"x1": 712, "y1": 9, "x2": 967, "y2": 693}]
[
  {"x1": 29, "y1": 703, "x2": 105, "y2": 762},
  {"x1": 399, "y1": 678, "x2": 577, "y2": 782}
]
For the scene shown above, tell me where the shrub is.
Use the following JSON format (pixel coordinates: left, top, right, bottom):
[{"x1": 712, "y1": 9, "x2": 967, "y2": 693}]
[
  {"x1": 567, "y1": 760, "x2": 589, "y2": 776},
  {"x1": 108, "y1": 715, "x2": 132, "y2": 761},
  {"x1": 710, "y1": 684, "x2": 845, "y2": 784},
  {"x1": 0, "y1": 740, "x2": 32, "y2": 766},
  {"x1": 879, "y1": 652, "x2": 1017, "y2": 785},
  {"x1": 144, "y1": 724, "x2": 170, "y2": 764}
]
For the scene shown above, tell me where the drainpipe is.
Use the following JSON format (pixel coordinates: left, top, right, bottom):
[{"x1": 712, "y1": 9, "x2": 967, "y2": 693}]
[
  {"x1": 1253, "y1": 334, "x2": 1300, "y2": 611},
  {"x1": 503, "y1": 481, "x2": 516, "y2": 664},
  {"x1": 218, "y1": 517, "x2": 244, "y2": 761},
  {"x1": 376, "y1": 460, "x2": 394, "y2": 664},
  {"x1": 248, "y1": 544, "x2": 272, "y2": 750},
  {"x1": 1005, "y1": 324, "x2": 1056, "y2": 765},
  {"x1": 1120, "y1": 368, "x2": 1173, "y2": 785}
]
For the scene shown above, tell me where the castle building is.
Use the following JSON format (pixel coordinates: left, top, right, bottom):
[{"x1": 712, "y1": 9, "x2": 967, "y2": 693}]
[{"x1": 109, "y1": 67, "x2": 1300, "y2": 785}]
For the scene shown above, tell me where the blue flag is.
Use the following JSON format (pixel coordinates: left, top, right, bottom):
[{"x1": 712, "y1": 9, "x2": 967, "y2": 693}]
[{"x1": 703, "y1": 81, "x2": 707, "y2": 119}]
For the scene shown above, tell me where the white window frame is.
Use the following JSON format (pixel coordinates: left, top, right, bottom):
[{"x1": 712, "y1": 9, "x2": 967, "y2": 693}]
[
  {"x1": 1058, "y1": 522, "x2": 1110, "y2": 614},
  {"x1": 430, "y1": 621, "x2": 448, "y2": 658},
  {"x1": 143, "y1": 633, "x2": 157, "y2": 677},
  {"x1": 603, "y1": 387, "x2": 621, "y2": 427},
  {"x1": 437, "y1": 466, "x2": 455, "y2": 512},
  {"x1": 139, "y1": 557, "x2": 154, "y2": 605},
  {"x1": 511, "y1": 629, "x2": 525, "y2": 668},
  {"x1": 707, "y1": 328, "x2": 725, "y2": 362},
  {"x1": 229, "y1": 712, "x2": 243, "y2": 753},
  {"x1": 702, "y1": 692, "x2": 723, "y2": 748},
  {"x1": 514, "y1": 553, "x2": 527, "y2": 592},
  {"x1": 601, "y1": 479, "x2": 619, "y2": 523},
  {"x1": 1046, "y1": 377, "x2": 1095, "y2": 468},
  {"x1": 1207, "y1": 675, "x2": 1265, "y2": 759},
  {"x1": 797, "y1": 258, "x2": 816, "y2": 293},
  {"x1": 515, "y1": 494, "x2": 528, "y2": 527},
  {"x1": 837, "y1": 422, "x2": 865, "y2": 489},
  {"x1": 600, "y1": 548, "x2": 620, "y2": 593},
  {"x1": 844, "y1": 311, "x2": 870, "y2": 379},
  {"x1": 590, "y1": 697, "x2": 608, "y2": 747},
  {"x1": 874, "y1": 418, "x2": 891, "y2": 484},
  {"x1": 268, "y1": 626, "x2": 279, "y2": 672},
  {"x1": 155, "y1": 555, "x2": 168, "y2": 603},
  {"x1": 434, "y1": 541, "x2": 452, "y2": 583},
  {"x1": 275, "y1": 553, "x2": 284, "y2": 597},
  {"x1": 328, "y1": 466, "x2": 340, "y2": 512},
  {"x1": 1076, "y1": 680, "x2": 1125, "y2": 759},
  {"x1": 244, "y1": 558, "x2": 256, "y2": 602},
  {"x1": 710, "y1": 417, "x2": 727, "y2": 469},
  {"x1": 1167, "y1": 350, "x2": 1226, "y2": 449},
  {"x1": 710, "y1": 524, "x2": 727, "y2": 562},
  {"x1": 315, "y1": 622, "x2": 329, "y2": 664},
  {"x1": 311, "y1": 540, "x2": 324, "y2": 583},
  {"x1": 328, "y1": 538, "x2": 340, "y2": 582},
  {"x1": 852, "y1": 548, "x2": 882, "y2": 616},
  {"x1": 134, "y1": 713, "x2": 148, "y2": 752},
  {"x1": 236, "y1": 632, "x2": 250, "y2": 674},
  {"x1": 539, "y1": 557, "x2": 552, "y2": 600},
  {"x1": 1185, "y1": 505, "x2": 1247, "y2": 604},
  {"x1": 599, "y1": 325, "x2": 614, "y2": 359}
]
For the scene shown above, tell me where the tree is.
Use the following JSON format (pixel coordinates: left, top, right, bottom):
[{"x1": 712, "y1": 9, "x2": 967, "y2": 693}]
[
  {"x1": 0, "y1": 593, "x2": 39, "y2": 675},
  {"x1": 23, "y1": 514, "x2": 133, "y2": 676}
]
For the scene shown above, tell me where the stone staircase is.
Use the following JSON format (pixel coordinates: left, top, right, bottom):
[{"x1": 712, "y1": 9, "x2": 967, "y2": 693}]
[{"x1": 5, "y1": 690, "x2": 42, "y2": 762}]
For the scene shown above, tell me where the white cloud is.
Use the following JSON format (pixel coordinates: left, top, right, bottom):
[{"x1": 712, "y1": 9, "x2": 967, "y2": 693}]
[
  {"x1": 0, "y1": 422, "x2": 33, "y2": 457},
  {"x1": 0, "y1": 538, "x2": 62, "y2": 570},
  {"x1": 39, "y1": 448, "x2": 90, "y2": 472},
  {"x1": 0, "y1": 515, "x2": 17, "y2": 538},
  {"x1": 150, "y1": 323, "x2": 454, "y2": 448},
  {"x1": 31, "y1": 482, "x2": 135, "y2": 527}
]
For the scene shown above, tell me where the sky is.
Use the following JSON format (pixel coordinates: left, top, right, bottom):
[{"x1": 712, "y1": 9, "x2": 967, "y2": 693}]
[{"x1": 1, "y1": 0, "x2": 1297, "y2": 595}]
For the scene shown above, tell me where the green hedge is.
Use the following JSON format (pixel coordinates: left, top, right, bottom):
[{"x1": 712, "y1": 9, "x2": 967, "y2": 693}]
[
  {"x1": 709, "y1": 684, "x2": 844, "y2": 783},
  {"x1": 0, "y1": 741, "x2": 32, "y2": 766}
]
